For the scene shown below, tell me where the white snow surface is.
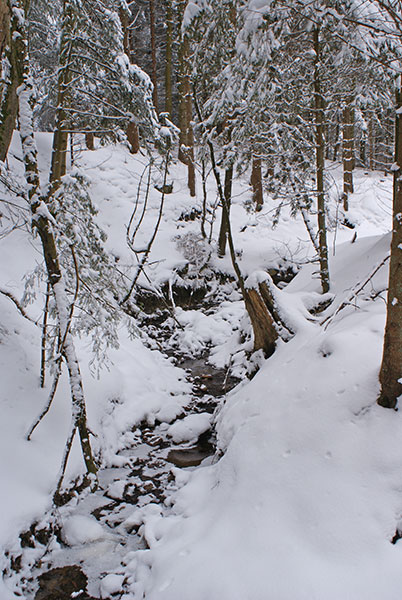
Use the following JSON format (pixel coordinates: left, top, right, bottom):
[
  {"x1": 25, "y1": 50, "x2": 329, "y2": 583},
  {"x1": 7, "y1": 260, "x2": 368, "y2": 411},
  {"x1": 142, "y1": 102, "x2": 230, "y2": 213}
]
[{"x1": 1, "y1": 133, "x2": 401, "y2": 599}]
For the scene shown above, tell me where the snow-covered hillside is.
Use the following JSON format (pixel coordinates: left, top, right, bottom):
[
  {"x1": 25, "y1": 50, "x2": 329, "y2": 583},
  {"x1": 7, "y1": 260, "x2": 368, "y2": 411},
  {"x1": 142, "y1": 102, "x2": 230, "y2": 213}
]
[{"x1": 1, "y1": 134, "x2": 401, "y2": 600}]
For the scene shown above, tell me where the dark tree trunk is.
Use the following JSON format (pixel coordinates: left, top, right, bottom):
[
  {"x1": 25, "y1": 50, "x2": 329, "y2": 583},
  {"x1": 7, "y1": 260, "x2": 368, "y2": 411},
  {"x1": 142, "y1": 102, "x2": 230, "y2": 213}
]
[
  {"x1": 49, "y1": 0, "x2": 76, "y2": 193},
  {"x1": 177, "y1": 5, "x2": 195, "y2": 195},
  {"x1": 251, "y1": 156, "x2": 263, "y2": 211},
  {"x1": 149, "y1": 0, "x2": 158, "y2": 112},
  {"x1": 218, "y1": 165, "x2": 233, "y2": 257},
  {"x1": 85, "y1": 132, "x2": 94, "y2": 150},
  {"x1": 119, "y1": 5, "x2": 140, "y2": 154},
  {"x1": 342, "y1": 96, "x2": 355, "y2": 211},
  {"x1": 165, "y1": 0, "x2": 173, "y2": 117},
  {"x1": 378, "y1": 79, "x2": 402, "y2": 409},
  {"x1": 127, "y1": 121, "x2": 140, "y2": 154},
  {"x1": 313, "y1": 27, "x2": 330, "y2": 294},
  {"x1": 0, "y1": 0, "x2": 17, "y2": 162},
  {"x1": 369, "y1": 116, "x2": 375, "y2": 171}
]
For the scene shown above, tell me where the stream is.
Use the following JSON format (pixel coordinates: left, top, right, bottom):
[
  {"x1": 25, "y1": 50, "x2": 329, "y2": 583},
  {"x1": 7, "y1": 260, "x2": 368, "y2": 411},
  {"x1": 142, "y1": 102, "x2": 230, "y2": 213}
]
[{"x1": 4, "y1": 329, "x2": 240, "y2": 600}]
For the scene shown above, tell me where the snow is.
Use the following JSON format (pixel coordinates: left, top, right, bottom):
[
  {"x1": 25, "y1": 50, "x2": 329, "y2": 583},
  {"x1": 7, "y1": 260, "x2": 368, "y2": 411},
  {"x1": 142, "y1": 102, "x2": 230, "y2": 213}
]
[
  {"x1": 1, "y1": 131, "x2": 401, "y2": 600},
  {"x1": 62, "y1": 515, "x2": 109, "y2": 546},
  {"x1": 167, "y1": 413, "x2": 212, "y2": 443}
]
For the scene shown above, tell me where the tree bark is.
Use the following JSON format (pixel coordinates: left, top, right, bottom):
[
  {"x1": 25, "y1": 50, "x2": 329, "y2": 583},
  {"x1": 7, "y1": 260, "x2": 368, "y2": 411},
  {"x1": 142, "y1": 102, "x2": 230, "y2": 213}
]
[
  {"x1": 119, "y1": 6, "x2": 140, "y2": 154},
  {"x1": 149, "y1": 0, "x2": 158, "y2": 112},
  {"x1": 127, "y1": 120, "x2": 140, "y2": 154},
  {"x1": 49, "y1": 0, "x2": 75, "y2": 193},
  {"x1": 15, "y1": 0, "x2": 98, "y2": 485},
  {"x1": 378, "y1": 79, "x2": 402, "y2": 409},
  {"x1": 85, "y1": 132, "x2": 94, "y2": 150},
  {"x1": 218, "y1": 165, "x2": 233, "y2": 257},
  {"x1": 369, "y1": 115, "x2": 375, "y2": 171},
  {"x1": 313, "y1": 27, "x2": 330, "y2": 294},
  {"x1": 251, "y1": 156, "x2": 263, "y2": 211},
  {"x1": 177, "y1": 6, "x2": 195, "y2": 196},
  {"x1": 165, "y1": 0, "x2": 173, "y2": 117},
  {"x1": 0, "y1": 0, "x2": 17, "y2": 162},
  {"x1": 342, "y1": 96, "x2": 355, "y2": 211}
]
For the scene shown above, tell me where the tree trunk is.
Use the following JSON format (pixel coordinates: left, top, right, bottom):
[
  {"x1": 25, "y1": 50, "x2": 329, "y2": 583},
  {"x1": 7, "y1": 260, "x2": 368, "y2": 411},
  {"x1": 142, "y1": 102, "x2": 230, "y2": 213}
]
[
  {"x1": 332, "y1": 119, "x2": 340, "y2": 162},
  {"x1": 185, "y1": 37, "x2": 196, "y2": 197},
  {"x1": 119, "y1": 6, "x2": 140, "y2": 154},
  {"x1": 165, "y1": 0, "x2": 173, "y2": 117},
  {"x1": 15, "y1": 0, "x2": 98, "y2": 486},
  {"x1": 85, "y1": 132, "x2": 94, "y2": 150},
  {"x1": 177, "y1": 6, "x2": 195, "y2": 196},
  {"x1": 0, "y1": 0, "x2": 17, "y2": 162},
  {"x1": 342, "y1": 96, "x2": 355, "y2": 211},
  {"x1": 127, "y1": 120, "x2": 140, "y2": 154},
  {"x1": 378, "y1": 79, "x2": 402, "y2": 409},
  {"x1": 251, "y1": 156, "x2": 263, "y2": 211},
  {"x1": 313, "y1": 27, "x2": 330, "y2": 294},
  {"x1": 149, "y1": 0, "x2": 158, "y2": 112},
  {"x1": 369, "y1": 115, "x2": 375, "y2": 171},
  {"x1": 49, "y1": 0, "x2": 76, "y2": 193},
  {"x1": 218, "y1": 165, "x2": 233, "y2": 257},
  {"x1": 244, "y1": 287, "x2": 278, "y2": 357}
]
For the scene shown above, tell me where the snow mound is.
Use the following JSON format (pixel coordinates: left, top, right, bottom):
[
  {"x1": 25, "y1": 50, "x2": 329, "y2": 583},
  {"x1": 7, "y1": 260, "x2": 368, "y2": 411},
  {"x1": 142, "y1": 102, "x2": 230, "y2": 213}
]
[{"x1": 167, "y1": 413, "x2": 212, "y2": 443}]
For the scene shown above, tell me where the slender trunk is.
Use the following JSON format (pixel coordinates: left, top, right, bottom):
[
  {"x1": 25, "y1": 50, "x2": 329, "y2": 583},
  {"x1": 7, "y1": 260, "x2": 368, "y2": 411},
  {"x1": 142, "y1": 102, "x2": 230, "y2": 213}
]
[
  {"x1": 313, "y1": 27, "x2": 330, "y2": 294},
  {"x1": 40, "y1": 283, "x2": 50, "y2": 388},
  {"x1": 218, "y1": 166, "x2": 233, "y2": 257},
  {"x1": 332, "y1": 116, "x2": 340, "y2": 162},
  {"x1": 178, "y1": 7, "x2": 195, "y2": 195},
  {"x1": 342, "y1": 96, "x2": 355, "y2": 211},
  {"x1": 200, "y1": 156, "x2": 207, "y2": 239},
  {"x1": 149, "y1": 0, "x2": 158, "y2": 112},
  {"x1": 49, "y1": 0, "x2": 76, "y2": 193},
  {"x1": 127, "y1": 120, "x2": 140, "y2": 154},
  {"x1": 15, "y1": 0, "x2": 97, "y2": 485},
  {"x1": 185, "y1": 44, "x2": 196, "y2": 197},
  {"x1": 251, "y1": 156, "x2": 263, "y2": 211},
  {"x1": 378, "y1": 79, "x2": 402, "y2": 409},
  {"x1": 193, "y1": 91, "x2": 277, "y2": 356},
  {"x1": 0, "y1": 0, "x2": 17, "y2": 161},
  {"x1": 178, "y1": 23, "x2": 187, "y2": 163},
  {"x1": 369, "y1": 115, "x2": 375, "y2": 171},
  {"x1": 119, "y1": 8, "x2": 140, "y2": 154},
  {"x1": 119, "y1": 6, "x2": 130, "y2": 61},
  {"x1": 165, "y1": 0, "x2": 173, "y2": 117}
]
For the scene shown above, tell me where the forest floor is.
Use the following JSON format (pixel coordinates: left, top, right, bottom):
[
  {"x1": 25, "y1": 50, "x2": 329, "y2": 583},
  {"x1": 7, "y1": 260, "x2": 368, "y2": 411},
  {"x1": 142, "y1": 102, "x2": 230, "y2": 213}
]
[{"x1": 2, "y1": 135, "x2": 402, "y2": 600}]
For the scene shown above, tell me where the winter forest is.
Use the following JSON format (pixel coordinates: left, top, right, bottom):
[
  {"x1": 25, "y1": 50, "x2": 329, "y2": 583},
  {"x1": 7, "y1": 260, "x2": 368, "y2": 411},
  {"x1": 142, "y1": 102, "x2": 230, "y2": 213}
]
[{"x1": 0, "y1": 0, "x2": 402, "y2": 598}]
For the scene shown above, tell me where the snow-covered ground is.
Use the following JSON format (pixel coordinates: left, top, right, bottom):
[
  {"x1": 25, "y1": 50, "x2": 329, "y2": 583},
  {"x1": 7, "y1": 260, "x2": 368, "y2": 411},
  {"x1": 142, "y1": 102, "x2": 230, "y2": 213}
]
[{"x1": 1, "y1": 133, "x2": 401, "y2": 599}]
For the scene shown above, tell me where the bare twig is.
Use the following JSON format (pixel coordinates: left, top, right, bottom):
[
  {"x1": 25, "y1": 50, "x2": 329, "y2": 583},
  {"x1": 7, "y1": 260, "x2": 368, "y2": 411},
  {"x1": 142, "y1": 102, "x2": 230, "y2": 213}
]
[
  {"x1": 121, "y1": 153, "x2": 170, "y2": 304},
  {"x1": 40, "y1": 282, "x2": 51, "y2": 388},
  {"x1": 26, "y1": 245, "x2": 80, "y2": 440},
  {"x1": 322, "y1": 254, "x2": 390, "y2": 330},
  {"x1": 0, "y1": 288, "x2": 36, "y2": 324}
]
